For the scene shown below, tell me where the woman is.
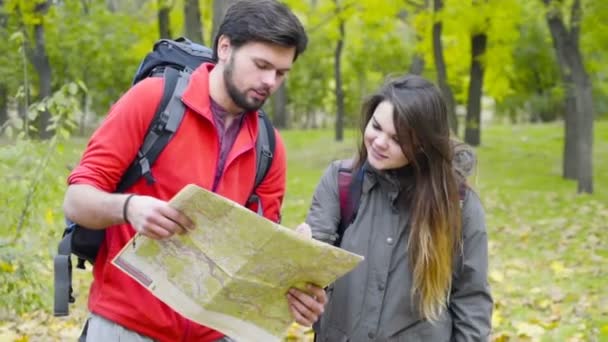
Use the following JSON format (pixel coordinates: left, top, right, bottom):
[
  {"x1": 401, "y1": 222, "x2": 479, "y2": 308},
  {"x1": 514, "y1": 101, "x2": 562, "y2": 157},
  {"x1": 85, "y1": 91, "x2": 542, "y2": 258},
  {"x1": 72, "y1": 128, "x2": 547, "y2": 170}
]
[{"x1": 301, "y1": 75, "x2": 492, "y2": 341}]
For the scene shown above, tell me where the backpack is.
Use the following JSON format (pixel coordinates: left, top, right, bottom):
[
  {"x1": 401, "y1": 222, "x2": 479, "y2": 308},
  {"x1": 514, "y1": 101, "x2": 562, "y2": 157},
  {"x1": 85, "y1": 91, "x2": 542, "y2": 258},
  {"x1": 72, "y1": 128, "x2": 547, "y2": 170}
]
[
  {"x1": 336, "y1": 160, "x2": 468, "y2": 246},
  {"x1": 53, "y1": 37, "x2": 276, "y2": 317}
]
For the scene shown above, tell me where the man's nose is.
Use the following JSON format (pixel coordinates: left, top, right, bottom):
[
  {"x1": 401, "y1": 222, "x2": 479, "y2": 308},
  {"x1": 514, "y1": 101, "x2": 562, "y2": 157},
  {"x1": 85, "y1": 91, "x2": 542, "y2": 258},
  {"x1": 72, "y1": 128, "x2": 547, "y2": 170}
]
[{"x1": 261, "y1": 70, "x2": 278, "y2": 89}]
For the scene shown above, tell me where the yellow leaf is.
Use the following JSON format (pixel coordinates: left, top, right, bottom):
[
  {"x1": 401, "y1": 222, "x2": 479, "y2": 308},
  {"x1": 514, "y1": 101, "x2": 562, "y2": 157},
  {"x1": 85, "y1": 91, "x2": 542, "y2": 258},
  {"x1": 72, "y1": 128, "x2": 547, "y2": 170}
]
[
  {"x1": 550, "y1": 261, "x2": 567, "y2": 277},
  {"x1": 0, "y1": 330, "x2": 19, "y2": 342},
  {"x1": 492, "y1": 308, "x2": 503, "y2": 327},
  {"x1": 490, "y1": 270, "x2": 504, "y2": 283},
  {"x1": 492, "y1": 332, "x2": 510, "y2": 342},
  {"x1": 537, "y1": 299, "x2": 551, "y2": 309},
  {"x1": 515, "y1": 321, "x2": 545, "y2": 338},
  {"x1": 0, "y1": 261, "x2": 15, "y2": 273},
  {"x1": 45, "y1": 209, "x2": 55, "y2": 225}
]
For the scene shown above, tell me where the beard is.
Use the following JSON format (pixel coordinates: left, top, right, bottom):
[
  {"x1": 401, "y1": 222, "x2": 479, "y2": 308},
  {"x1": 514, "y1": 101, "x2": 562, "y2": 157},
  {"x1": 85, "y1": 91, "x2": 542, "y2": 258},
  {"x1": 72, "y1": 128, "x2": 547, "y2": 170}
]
[{"x1": 223, "y1": 56, "x2": 269, "y2": 112}]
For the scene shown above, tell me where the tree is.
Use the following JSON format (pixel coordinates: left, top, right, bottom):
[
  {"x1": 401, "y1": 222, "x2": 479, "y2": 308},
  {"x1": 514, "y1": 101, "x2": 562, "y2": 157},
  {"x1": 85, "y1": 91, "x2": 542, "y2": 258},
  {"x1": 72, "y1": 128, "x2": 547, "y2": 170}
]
[
  {"x1": 184, "y1": 0, "x2": 203, "y2": 44},
  {"x1": 464, "y1": 0, "x2": 488, "y2": 146},
  {"x1": 271, "y1": 83, "x2": 288, "y2": 129},
  {"x1": 211, "y1": 0, "x2": 236, "y2": 43},
  {"x1": 0, "y1": 0, "x2": 8, "y2": 131},
  {"x1": 106, "y1": 0, "x2": 117, "y2": 12},
  {"x1": 333, "y1": 0, "x2": 346, "y2": 141},
  {"x1": 158, "y1": 0, "x2": 172, "y2": 39},
  {"x1": 432, "y1": 0, "x2": 457, "y2": 134},
  {"x1": 543, "y1": 0, "x2": 594, "y2": 193},
  {"x1": 10, "y1": 0, "x2": 54, "y2": 139},
  {"x1": 406, "y1": 0, "x2": 430, "y2": 75},
  {"x1": 494, "y1": 10, "x2": 562, "y2": 124}
]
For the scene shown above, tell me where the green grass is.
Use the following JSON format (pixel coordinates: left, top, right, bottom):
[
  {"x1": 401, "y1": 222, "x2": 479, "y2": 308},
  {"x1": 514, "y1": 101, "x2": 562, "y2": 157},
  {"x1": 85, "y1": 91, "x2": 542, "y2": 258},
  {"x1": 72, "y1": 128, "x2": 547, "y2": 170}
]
[{"x1": 1, "y1": 122, "x2": 607, "y2": 341}]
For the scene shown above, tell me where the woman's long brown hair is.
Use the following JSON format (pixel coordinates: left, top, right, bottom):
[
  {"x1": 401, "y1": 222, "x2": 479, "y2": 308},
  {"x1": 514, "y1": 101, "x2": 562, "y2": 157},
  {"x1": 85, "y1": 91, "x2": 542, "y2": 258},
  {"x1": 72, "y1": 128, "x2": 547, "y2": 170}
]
[{"x1": 355, "y1": 75, "x2": 462, "y2": 321}]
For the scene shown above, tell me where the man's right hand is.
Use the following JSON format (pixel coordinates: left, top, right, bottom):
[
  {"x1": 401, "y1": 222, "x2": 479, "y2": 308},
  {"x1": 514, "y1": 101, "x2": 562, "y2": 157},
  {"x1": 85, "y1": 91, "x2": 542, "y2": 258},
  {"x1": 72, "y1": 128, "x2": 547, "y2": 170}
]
[{"x1": 125, "y1": 195, "x2": 195, "y2": 240}]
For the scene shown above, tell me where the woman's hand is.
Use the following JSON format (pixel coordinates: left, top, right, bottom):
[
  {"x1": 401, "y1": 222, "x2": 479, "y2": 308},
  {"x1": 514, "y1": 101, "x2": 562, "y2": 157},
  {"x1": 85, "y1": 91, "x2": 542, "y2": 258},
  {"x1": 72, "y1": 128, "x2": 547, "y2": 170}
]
[
  {"x1": 295, "y1": 222, "x2": 312, "y2": 239},
  {"x1": 287, "y1": 284, "x2": 327, "y2": 327}
]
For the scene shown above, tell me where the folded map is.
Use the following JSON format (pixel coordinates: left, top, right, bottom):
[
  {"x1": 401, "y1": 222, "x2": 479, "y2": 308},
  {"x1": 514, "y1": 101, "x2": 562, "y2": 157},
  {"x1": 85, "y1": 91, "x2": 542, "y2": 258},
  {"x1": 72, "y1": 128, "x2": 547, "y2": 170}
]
[{"x1": 112, "y1": 184, "x2": 364, "y2": 341}]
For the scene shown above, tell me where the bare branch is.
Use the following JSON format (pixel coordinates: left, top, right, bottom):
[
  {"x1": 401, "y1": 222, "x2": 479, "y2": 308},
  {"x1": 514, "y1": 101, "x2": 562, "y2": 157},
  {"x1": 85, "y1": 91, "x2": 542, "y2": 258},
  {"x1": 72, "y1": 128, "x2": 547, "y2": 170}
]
[{"x1": 405, "y1": 0, "x2": 425, "y2": 8}]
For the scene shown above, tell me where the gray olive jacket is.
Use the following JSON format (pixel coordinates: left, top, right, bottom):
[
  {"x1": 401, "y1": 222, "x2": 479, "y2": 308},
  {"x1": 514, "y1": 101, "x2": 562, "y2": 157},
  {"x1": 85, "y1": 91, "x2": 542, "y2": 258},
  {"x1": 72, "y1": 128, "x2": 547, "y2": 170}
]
[{"x1": 306, "y1": 161, "x2": 493, "y2": 342}]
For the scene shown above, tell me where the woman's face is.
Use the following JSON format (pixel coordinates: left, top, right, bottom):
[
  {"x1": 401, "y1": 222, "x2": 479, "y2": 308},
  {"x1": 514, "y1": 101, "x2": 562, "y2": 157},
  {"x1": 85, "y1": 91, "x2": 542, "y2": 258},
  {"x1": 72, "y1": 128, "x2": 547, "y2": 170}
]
[{"x1": 364, "y1": 100, "x2": 409, "y2": 170}]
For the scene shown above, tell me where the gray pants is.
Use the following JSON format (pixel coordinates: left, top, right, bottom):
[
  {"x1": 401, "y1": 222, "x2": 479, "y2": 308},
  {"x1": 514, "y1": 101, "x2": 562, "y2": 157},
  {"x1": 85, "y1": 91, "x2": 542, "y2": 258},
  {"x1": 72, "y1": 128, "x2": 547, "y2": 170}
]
[{"x1": 81, "y1": 313, "x2": 236, "y2": 342}]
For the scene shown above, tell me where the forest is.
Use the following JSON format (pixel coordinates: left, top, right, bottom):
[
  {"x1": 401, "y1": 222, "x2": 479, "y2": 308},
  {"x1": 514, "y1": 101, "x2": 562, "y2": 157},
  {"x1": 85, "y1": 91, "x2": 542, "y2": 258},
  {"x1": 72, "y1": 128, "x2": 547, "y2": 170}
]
[{"x1": 0, "y1": 0, "x2": 606, "y2": 340}]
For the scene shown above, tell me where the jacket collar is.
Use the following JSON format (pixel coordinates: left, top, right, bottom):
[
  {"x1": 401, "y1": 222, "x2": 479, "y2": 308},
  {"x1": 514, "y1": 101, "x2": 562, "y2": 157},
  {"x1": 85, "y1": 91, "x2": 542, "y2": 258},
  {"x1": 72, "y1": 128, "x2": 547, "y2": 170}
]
[
  {"x1": 362, "y1": 161, "x2": 415, "y2": 206},
  {"x1": 181, "y1": 63, "x2": 258, "y2": 121},
  {"x1": 180, "y1": 63, "x2": 260, "y2": 137}
]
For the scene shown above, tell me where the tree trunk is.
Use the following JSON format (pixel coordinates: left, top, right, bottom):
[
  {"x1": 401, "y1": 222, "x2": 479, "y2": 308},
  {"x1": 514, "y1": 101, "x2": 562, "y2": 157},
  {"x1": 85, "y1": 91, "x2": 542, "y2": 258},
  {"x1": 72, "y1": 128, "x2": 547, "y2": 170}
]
[
  {"x1": 158, "y1": 1, "x2": 172, "y2": 39},
  {"x1": 433, "y1": 0, "x2": 458, "y2": 135},
  {"x1": 184, "y1": 0, "x2": 204, "y2": 44},
  {"x1": 272, "y1": 83, "x2": 288, "y2": 129},
  {"x1": 334, "y1": 3, "x2": 345, "y2": 142},
  {"x1": 408, "y1": 0, "x2": 429, "y2": 76},
  {"x1": 305, "y1": 110, "x2": 316, "y2": 129},
  {"x1": 464, "y1": 33, "x2": 487, "y2": 146},
  {"x1": 0, "y1": 85, "x2": 7, "y2": 133},
  {"x1": 29, "y1": 19, "x2": 53, "y2": 139},
  {"x1": 212, "y1": 0, "x2": 237, "y2": 44},
  {"x1": 0, "y1": 0, "x2": 7, "y2": 133},
  {"x1": 106, "y1": 0, "x2": 117, "y2": 12},
  {"x1": 0, "y1": 0, "x2": 6, "y2": 28},
  {"x1": 544, "y1": 0, "x2": 593, "y2": 193},
  {"x1": 545, "y1": 4, "x2": 577, "y2": 179},
  {"x1": 409, "y1": 55, "x2": 425, "y2": 75}
]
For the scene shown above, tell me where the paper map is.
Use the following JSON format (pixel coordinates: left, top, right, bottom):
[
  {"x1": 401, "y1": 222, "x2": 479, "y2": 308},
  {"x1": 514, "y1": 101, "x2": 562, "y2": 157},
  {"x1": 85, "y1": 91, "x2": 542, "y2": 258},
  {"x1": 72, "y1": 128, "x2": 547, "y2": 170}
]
[{"x1": 112, "y1": 184, "x2": 363, "y2": 341}]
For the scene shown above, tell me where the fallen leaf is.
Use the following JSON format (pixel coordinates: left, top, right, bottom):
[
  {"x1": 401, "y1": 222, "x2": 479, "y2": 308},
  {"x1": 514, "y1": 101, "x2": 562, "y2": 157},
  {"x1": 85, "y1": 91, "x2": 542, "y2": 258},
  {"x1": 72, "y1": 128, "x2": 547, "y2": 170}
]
[
  {"x1": 550, "y1": 287, "x2": 565, "y2": 303},
  {"x1": 0, "y1": 330, "x2": 19, "y2": 342},
  {"x1": 0, "y1": 261, "x2": 15, "y2": 273},
  {"x1": 492, "y1": 308, "x2": 503, "y2": 327},
  {"x1": 490, "y1": 270, "x2": 504, "y2": 283},
  {"x1": 550, "y1": 261, "x2": 571, "y2": 278},
  {"x1": 515, "y1": 321, "x2": 545, "y2": 338}
]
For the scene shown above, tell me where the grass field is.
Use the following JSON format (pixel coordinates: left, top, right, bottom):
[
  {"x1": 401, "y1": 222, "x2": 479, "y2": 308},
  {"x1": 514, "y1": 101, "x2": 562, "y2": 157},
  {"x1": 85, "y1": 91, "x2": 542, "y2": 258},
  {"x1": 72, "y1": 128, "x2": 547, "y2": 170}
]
[{"x1": 0, "y1": 121, "x2": 606, "y2": 341}]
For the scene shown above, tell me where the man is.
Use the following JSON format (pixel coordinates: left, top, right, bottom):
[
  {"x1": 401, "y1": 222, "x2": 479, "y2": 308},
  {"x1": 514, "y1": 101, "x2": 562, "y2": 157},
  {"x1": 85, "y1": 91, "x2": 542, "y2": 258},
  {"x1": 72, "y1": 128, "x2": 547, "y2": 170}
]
[{"x1": 63, "y1": 1, "x2": 326, "y2": 341}]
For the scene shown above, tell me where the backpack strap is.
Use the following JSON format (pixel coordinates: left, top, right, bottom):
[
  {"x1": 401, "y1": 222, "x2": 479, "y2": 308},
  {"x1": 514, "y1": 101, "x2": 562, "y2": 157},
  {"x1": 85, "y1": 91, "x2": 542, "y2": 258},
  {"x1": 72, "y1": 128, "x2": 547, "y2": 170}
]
[
  {"x1": 336, "y1": 160, "x2": 364, "y2": 246},
  {"x1": 116, "y1": 67, "x2": 190, "y2": 192},
  {"x1": 458, "y1": 182, "x2": 468, "y2": 208},
  {"x1": 53, "y1": 67, "x2": 190, "y2": 318},
  {"x1": 246, "y1": 109, "x2": 276, "y2": 216},
  {"x1": 53, "y1": 224, "x2": 76, "y2": 316}
]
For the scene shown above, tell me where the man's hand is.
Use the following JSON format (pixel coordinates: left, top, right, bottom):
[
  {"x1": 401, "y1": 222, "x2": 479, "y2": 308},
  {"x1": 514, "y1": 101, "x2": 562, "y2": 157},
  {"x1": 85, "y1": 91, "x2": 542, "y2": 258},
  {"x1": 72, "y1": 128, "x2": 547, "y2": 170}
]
[
  {"x1": 287, "y1": 284, "x2": 327, "y2": 327},
  {"x1": 125, "y1": 195, "x2": 194, "y2": 240}
]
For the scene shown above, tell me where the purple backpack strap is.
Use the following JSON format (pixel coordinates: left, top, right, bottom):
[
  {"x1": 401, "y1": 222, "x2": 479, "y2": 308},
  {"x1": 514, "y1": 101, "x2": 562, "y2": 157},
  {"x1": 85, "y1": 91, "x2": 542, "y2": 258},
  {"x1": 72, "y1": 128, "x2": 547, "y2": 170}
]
[
  {"x1": 338, "y1": 160, "x2": 354, "y2": 228},
  {"x1": 458, "y1": 182, "x2": 468, "y2": 207},
  {"x1": 336, "y1": 159, "x2": 366, "y2": 246}
]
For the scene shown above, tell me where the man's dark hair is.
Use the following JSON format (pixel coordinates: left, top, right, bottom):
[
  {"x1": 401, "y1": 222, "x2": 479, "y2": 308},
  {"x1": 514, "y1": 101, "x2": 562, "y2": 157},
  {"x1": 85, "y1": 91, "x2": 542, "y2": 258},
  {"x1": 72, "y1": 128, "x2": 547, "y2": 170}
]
[{"x1": 212, "y1": 0, "x2": 308, "y2": 61}]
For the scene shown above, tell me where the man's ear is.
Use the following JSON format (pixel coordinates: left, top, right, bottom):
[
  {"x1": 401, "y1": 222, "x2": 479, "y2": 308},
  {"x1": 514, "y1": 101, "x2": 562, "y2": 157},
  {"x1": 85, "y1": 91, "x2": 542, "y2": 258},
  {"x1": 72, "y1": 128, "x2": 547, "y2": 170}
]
[{"x1": 216, "y1": 35, "x2": 232, "y2": 64}]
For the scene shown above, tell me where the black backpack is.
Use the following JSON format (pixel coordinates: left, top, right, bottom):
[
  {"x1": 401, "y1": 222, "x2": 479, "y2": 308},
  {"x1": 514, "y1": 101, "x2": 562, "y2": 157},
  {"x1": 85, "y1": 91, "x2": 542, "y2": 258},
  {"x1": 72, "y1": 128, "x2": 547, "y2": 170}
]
[{"x1": 54, "y1": 37, "x2": 276, "y2": 316}]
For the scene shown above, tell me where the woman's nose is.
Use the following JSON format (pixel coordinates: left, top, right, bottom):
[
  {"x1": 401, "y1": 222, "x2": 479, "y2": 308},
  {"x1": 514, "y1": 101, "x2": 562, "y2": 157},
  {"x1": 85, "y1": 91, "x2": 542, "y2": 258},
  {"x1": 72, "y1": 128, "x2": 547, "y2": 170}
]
[{"x1": 374, "y1": 134, "x2": 389, "y2": 149}]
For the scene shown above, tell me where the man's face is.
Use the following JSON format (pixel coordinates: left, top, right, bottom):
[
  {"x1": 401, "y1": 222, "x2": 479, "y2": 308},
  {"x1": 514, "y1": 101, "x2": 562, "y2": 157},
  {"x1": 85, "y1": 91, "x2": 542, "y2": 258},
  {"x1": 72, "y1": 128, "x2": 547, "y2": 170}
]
[{"x1": 221, "y1": 40, "x2": 295, "y2": 112}]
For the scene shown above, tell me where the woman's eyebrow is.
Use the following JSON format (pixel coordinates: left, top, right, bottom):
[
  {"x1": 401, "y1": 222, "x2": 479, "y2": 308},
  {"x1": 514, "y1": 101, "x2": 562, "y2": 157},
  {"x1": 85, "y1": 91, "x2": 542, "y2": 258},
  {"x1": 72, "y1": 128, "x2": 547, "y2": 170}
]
[
  {"x1": 371, "y1": 117, "x2": 381, "y2": 128},
  {"x1": 372, "y1": 117, "x2": 398, "y2": 139}
]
